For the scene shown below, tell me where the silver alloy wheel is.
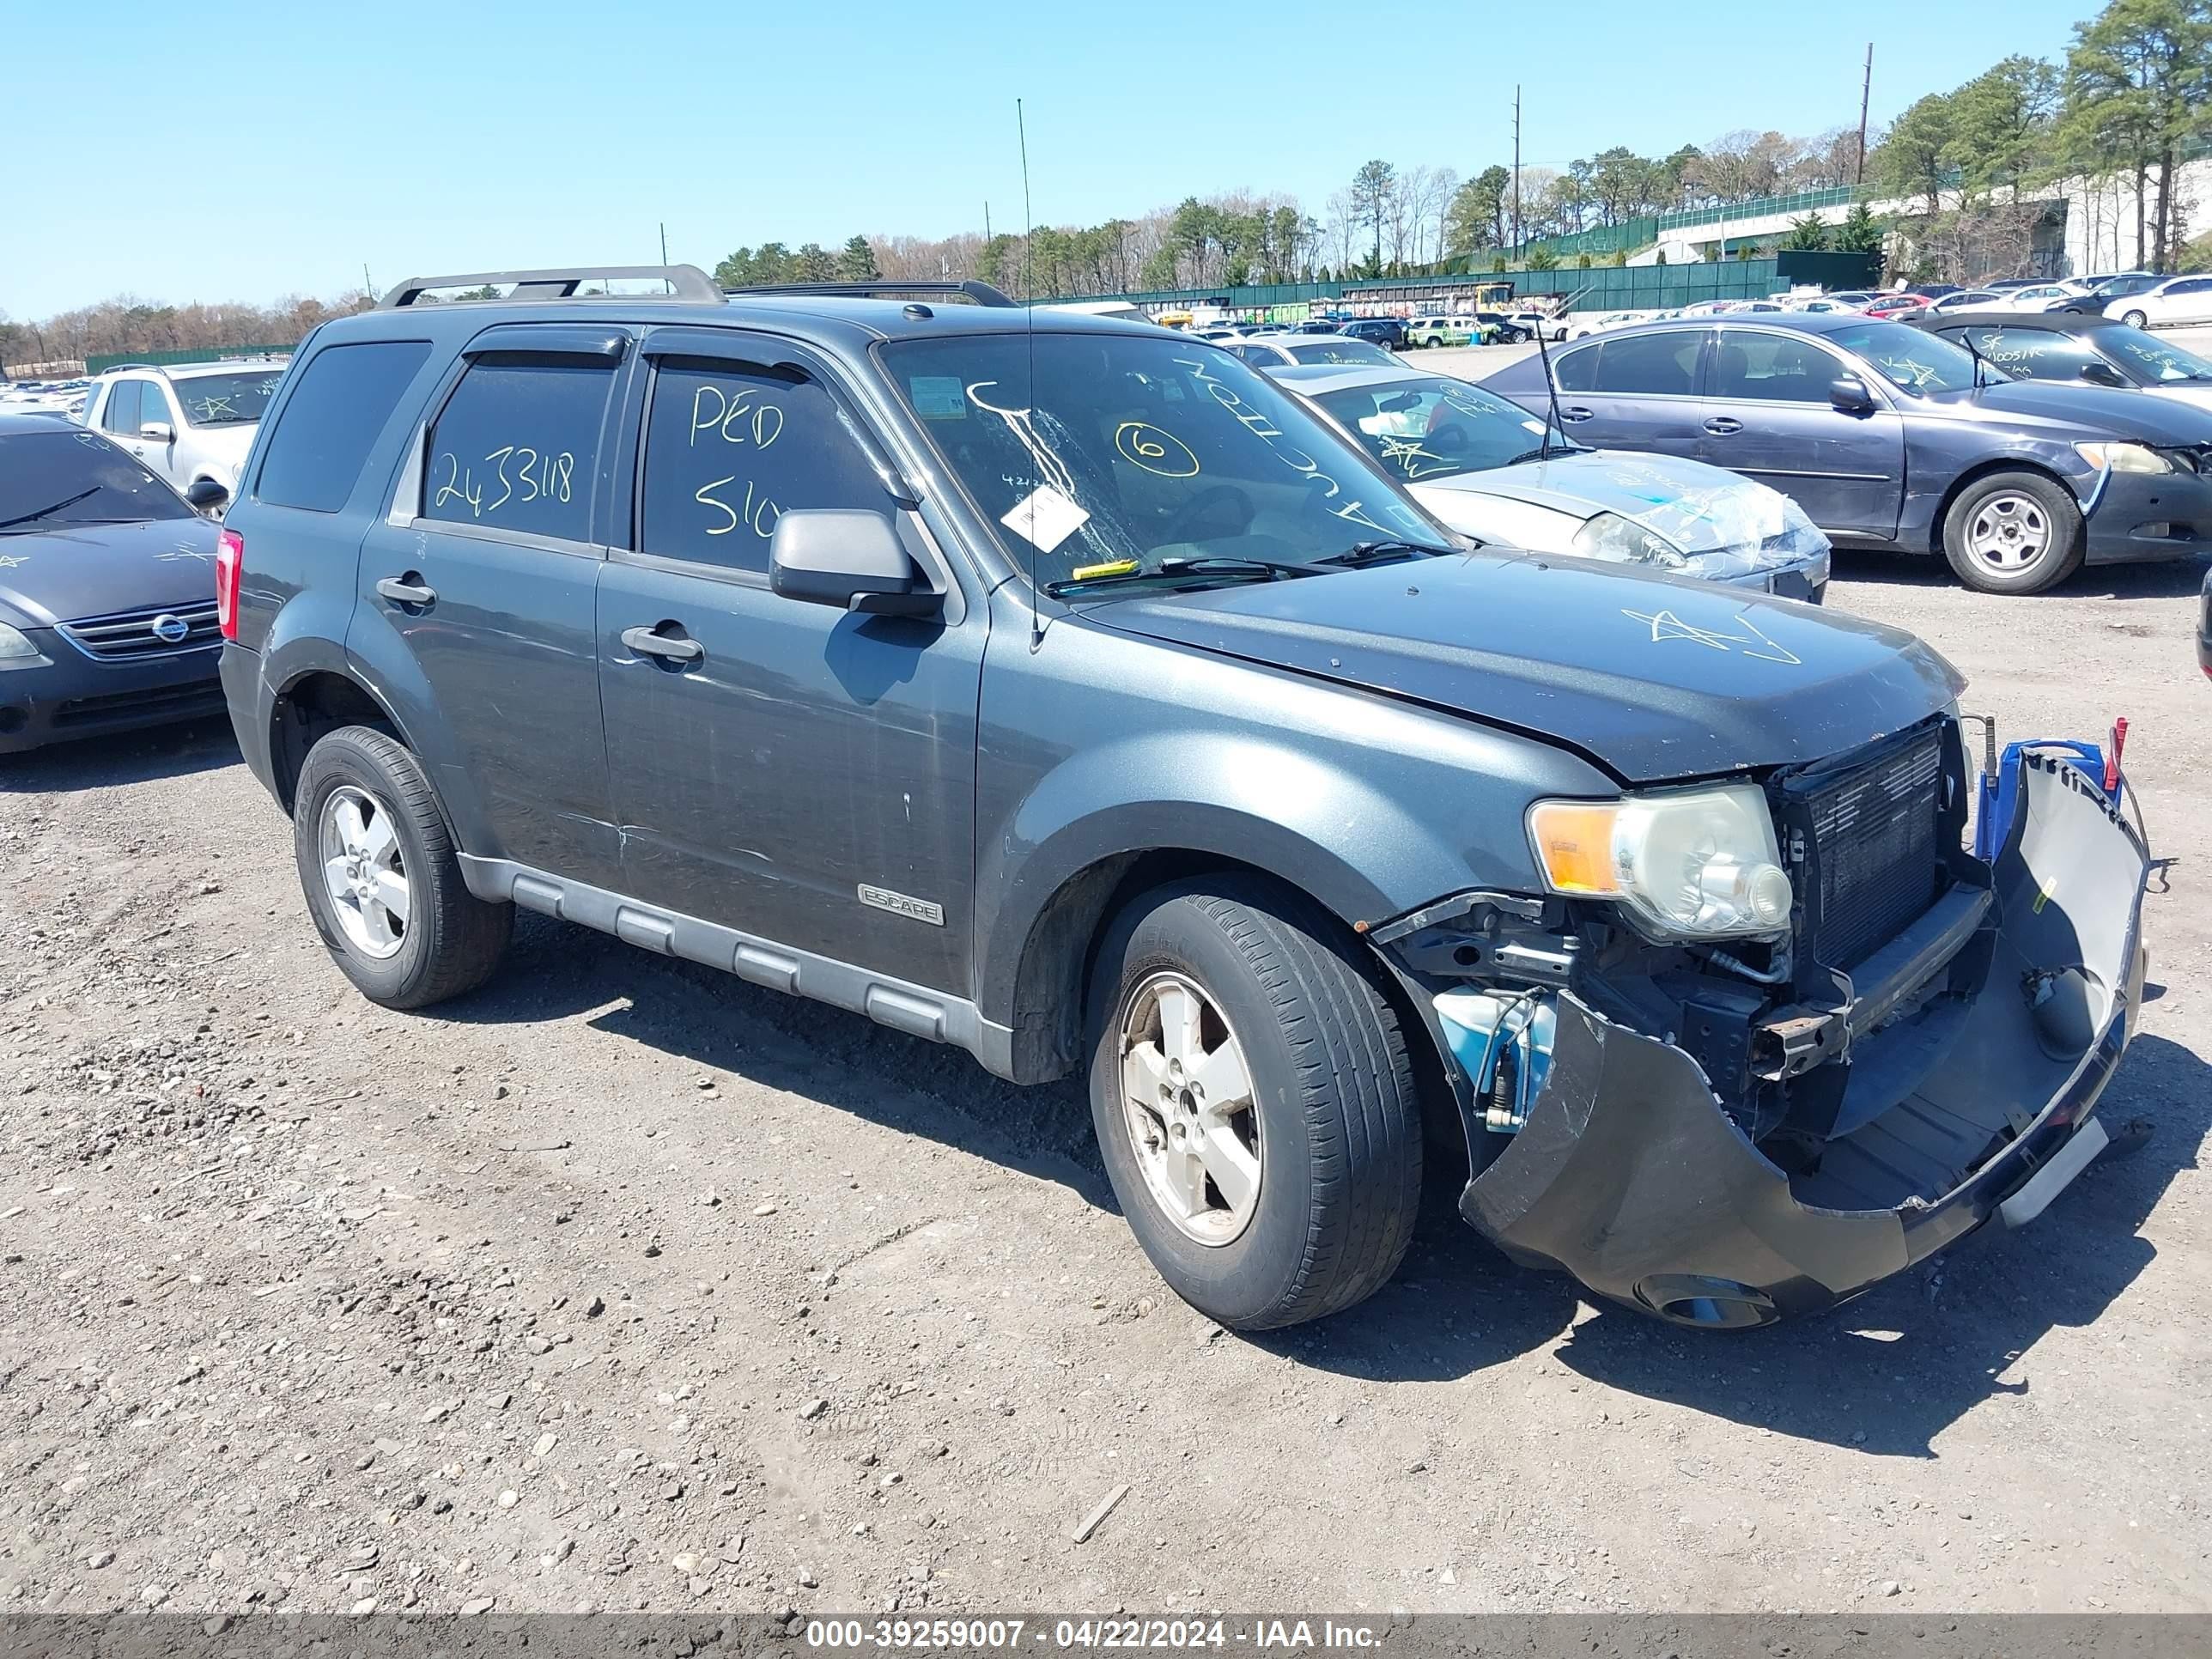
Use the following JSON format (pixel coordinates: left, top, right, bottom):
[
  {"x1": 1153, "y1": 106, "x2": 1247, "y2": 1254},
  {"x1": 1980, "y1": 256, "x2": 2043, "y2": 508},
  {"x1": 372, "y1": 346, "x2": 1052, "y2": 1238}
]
[
  {"x1": 1965, "y1": 492, "x2": 2053, "y2": 573},
  {"x1": 318, "y1": 785, "x2": 410, "y2": 960},
  {"x1": 1116, "y1": 971, "x2": 1263, "y2": 1247}
]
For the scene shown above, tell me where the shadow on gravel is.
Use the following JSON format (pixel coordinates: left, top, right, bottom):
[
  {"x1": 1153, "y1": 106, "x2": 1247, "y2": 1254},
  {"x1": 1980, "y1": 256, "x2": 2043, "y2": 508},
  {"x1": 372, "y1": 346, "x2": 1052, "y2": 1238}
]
[
  {"x1": 0, "y1": 718, "x2": 238, "y2": 793},
  {"x1": 428, "y1": 908, "x2": 1117, "y2": 1210},
  {"x1": 1550, "y1": 1029, "x2": 2209, "y2": 1456},
  {"x1": 1836, "y1": 547, "x2": 2209, "y2": 599}
]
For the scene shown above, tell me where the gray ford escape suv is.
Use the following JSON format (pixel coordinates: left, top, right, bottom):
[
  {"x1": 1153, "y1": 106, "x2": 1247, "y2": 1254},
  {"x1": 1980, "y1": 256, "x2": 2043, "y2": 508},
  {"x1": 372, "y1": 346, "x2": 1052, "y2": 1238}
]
[{"x1": 217, "y1": 265, "x2": 2151, "y2": 1333}]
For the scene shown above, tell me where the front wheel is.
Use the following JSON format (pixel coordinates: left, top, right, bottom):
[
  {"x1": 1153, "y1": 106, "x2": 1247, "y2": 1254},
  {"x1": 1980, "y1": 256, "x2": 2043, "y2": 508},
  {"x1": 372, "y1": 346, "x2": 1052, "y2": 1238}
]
[
  {"x1": 1941, "y1": 470, "x2": 2085, "y2": 594},
  {"x1": 1085, "y1": 878, "x2": 1422, "y2": 1330},
  {"x1": 2120, "y1": 308, "x2": 2148, "y2": 329},
  {"x1": 293, "y1": 725, "x2": 512, "y2": 1008}
]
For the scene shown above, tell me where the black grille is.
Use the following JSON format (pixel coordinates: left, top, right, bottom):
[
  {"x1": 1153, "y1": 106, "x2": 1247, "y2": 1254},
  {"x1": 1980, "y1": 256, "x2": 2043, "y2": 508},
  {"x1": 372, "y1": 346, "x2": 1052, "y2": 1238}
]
[
  {"x1": 1802, "y1": 729, "x2": 1947, "y2": 969},
  {"x1": 58, "y1": 603, "x2": 222, "y2": 661}
]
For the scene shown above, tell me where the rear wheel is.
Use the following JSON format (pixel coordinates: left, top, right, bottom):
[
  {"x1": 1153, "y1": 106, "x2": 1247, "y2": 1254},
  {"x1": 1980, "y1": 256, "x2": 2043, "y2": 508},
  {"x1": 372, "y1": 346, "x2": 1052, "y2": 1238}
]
[
  {"x1": 293, "y1": 725, "x2": 510, "y2": 1008},
  {"x1": 1086, "y1": 877, "x2": 1421, "y2": 1330},
  {"x1": 1941, "y1": 470, "x2": 2085, "y2": 595}
]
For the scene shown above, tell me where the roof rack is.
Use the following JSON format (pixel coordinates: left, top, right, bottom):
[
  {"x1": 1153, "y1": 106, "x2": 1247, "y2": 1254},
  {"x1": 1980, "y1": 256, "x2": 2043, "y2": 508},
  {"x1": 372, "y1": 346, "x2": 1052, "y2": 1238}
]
[
  {"x1": 724, "y1": 280, "x2": 1018, "y2": 308},
  {"x1": 377, "y1": 264, "x2": 723, "y2": 309}
]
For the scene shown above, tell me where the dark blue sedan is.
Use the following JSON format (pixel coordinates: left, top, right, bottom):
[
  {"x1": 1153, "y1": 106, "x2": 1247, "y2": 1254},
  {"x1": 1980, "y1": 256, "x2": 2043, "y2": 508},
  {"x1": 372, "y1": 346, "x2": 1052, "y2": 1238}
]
[{"x1": 0, "y1": 415, "x2": 227, "y2": 753}]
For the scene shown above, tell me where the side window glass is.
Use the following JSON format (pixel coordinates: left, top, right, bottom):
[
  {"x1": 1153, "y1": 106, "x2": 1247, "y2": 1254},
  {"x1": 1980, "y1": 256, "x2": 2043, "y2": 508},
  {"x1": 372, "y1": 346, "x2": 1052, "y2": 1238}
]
[
  {"x1": 423, "y1": 356, "x2": 617, "y2": 541},
  {"x1": 256, "y1": 341, "x2": 433, "y2": 514},
  {"x1": 137, "y1": 383, "x2": 172, "y2": 427},
  {"x1": 1710, "y1": 334, "x2": 1835, "y2": 401},
  {"x1": 639, "y1": 358, "x2": 892, "y2": 575},
  {"x1": 1550, "y1": 344, "x2": 1598, "y2": 392},
  {"x1": 1592, "y1": 332, "x2": 1700, "y2": 395},
  {"x1": 102, "y1": 381, "x2": 142, "y2": 435}
]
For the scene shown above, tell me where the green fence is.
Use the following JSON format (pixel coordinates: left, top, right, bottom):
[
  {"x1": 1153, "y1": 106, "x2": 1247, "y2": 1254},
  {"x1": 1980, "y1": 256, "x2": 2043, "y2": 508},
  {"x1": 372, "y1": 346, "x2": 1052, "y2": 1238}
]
[
  {"x1": 1051, "y1": 259, "x2": 1792, "y2": 315},
  {"x1": 85, "y1": 344, "x2": 292, "y2": 374}
]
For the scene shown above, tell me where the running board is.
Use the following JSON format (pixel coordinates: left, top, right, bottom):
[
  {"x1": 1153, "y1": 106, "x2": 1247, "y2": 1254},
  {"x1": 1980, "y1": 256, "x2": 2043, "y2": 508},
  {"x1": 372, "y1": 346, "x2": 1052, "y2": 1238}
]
[{"x1": 458, "y1": 856, "x2": 1018, "y2": 1078}]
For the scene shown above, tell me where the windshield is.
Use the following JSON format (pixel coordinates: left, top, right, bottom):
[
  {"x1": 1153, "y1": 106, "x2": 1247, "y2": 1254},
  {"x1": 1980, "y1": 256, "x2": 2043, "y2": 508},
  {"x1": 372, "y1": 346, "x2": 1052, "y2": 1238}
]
[
  {"x1": 1285, "y1": 338, "x2": 1399, "y2": 367},
  {"x1": 0, "y1": 428, "x2": 192, "y2": 530},
  {"x1": 1313, "y1": 374, "x2": 1576, "y2": 481},
  {"x1": 173, "y1": 369, "x2": 283, "y2": 426},
  {"x1": 2103, "y1": 331, "x2": 2212, "y2": 383},
  {"x1": 2094, "y1": 274, "x2": 2158, "y2": 297},
  {"x1": 1827, "y1": 320, "x2": 1983, "y2": 394},
  {"x1": 882, "y1": 331, "x2": 1443, "y2": 590}
]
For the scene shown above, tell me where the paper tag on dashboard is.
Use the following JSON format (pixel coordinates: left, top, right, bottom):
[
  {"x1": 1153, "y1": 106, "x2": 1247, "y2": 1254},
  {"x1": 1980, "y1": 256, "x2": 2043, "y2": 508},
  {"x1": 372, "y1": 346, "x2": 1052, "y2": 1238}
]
[{"x1": 1000, "y1": 484, "x2": 1090, "y2": 554}]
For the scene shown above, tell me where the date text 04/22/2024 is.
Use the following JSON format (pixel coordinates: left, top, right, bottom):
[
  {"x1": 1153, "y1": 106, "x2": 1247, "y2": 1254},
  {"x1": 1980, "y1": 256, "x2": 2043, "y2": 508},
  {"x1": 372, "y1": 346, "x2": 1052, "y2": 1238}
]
[{"x1": 803, "y1": 1620, "x2": 1387, "y2": 1652}]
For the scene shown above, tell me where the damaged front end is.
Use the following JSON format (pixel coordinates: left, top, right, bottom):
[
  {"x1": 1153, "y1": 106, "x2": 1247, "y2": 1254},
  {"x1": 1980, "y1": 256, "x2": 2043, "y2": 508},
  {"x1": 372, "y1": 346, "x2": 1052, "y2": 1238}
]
[{"x1": 1381, "y1": 723, "x2": 2150, "y2": 1329}]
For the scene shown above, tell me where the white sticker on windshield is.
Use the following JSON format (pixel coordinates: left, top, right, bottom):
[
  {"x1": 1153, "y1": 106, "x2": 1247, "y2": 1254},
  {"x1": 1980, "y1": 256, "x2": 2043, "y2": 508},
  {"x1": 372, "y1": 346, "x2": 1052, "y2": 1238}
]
[
  {"x1": 908, "y1": 376, "x2": 968, "y2": 421},
  {"x1": 1000, "y1": 484, "x2": 1090, "y2": 554}
]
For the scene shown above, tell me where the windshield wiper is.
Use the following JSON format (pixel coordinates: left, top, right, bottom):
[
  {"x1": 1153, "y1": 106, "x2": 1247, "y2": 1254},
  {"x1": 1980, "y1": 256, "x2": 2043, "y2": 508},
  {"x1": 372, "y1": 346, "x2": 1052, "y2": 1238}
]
[
  {"x1": 1317, "y1": 538, "x2": 1457, "y2": 567},
  {"x1": 1042, "y1": 555, "x2": 1316, "y2": 599},
  {"x1": 0, "y1": 488, "x2": 98, "y2": 531}
]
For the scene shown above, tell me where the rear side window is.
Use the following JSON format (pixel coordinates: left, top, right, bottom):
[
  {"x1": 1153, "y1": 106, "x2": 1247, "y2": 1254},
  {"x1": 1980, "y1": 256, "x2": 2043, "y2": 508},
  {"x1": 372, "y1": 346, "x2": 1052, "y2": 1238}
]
[
  {"x1": 1592, "y1": 331, "x2": 1703, "y2": 395},
  {"x1": 257, "y1": 341, "x2": 432, "y2": 514},
  {"x1": 638, "y1": 359, "x2": 891, "y2": 575},
  {"x1": 423, "y1": 356, "x2": 616, "y2": 541}
]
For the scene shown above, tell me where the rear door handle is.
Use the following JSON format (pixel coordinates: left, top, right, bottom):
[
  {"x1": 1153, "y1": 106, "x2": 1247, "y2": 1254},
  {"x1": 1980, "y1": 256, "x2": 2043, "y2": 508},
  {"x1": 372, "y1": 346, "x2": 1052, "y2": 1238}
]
[
  {"x1": 622, "y1": 624, "x2": 705, "y2": 665},
  {"x1": 376, "y1": 574, "x2": 437, "y2": 608},
  {"x1": 1703, "y1": 416, "x2": 1743, "y2": 436},
  {"x1": 1559, "y1": 405, "x2": 1595, "y2": 422}
]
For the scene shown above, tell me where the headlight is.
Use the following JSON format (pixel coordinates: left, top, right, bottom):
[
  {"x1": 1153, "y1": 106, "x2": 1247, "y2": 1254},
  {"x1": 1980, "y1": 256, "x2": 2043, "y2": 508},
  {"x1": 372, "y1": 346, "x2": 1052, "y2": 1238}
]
[
  {"x1": 0, "y1": 621, "x2": 41, "y2": 660},
  {"x1": 1571, "y1": 511, "x2": 1686, "y2": 568},
  {"x1": 1528, "y1": 784, "x2": 1794, "y2": 940},
  {"x1": 2075, "y1": 441, "x2": 2174, "y2": 474}
]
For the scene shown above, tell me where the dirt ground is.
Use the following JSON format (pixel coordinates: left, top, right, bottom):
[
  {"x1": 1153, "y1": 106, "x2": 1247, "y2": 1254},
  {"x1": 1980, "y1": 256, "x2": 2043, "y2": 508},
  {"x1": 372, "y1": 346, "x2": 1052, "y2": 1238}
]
[{"x1": 2, "y1": 550, "x2": 2208, "y2": 1619}]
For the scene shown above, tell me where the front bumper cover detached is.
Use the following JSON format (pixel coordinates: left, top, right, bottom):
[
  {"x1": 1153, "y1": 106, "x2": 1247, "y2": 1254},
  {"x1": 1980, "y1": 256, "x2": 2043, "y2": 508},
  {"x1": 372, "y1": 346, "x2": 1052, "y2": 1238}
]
[{"x1": 1459, "y1": 753, "x2": 2150, "y2": 1328}]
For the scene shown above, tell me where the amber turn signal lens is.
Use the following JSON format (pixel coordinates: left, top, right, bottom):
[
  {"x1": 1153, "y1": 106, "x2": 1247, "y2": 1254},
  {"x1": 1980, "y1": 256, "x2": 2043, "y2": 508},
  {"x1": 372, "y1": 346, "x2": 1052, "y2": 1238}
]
[{"x1": 1528, "y1": 800, "x2": 1621, "y2": 896}]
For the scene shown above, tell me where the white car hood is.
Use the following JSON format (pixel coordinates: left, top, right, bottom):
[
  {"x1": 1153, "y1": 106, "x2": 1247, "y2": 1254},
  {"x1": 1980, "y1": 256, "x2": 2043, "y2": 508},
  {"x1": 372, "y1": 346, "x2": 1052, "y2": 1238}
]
[
  {"x1": 1413, "y1": 449, "x2": 1809, "y2": 556},
  {"x1": 2144, "y1": 383, "x2": 2212, "y2": 413}
]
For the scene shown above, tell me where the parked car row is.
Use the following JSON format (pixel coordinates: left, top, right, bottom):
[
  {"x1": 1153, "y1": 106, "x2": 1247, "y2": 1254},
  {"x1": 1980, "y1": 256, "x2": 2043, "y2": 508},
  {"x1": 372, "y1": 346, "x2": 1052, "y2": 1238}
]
[{"x1": 1478, "y1": 310, "x2": 2212, "y2": 593}]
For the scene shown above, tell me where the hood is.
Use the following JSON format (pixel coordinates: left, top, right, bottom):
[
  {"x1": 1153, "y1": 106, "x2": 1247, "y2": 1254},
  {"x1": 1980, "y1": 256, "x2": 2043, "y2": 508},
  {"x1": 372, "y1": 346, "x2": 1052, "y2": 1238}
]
[
  {"x1": 1415, "y1": 450, "x2": 1800, "y2": 555},
  {"x1": 1923, "y1": 379, "x2": 2212, "y2": 444},
  {"x1": 188, "y1": 422, "x2": 257, "y2": 476},
  {"x1": 1082, "y1": 553, "x2": 1962, "y2": 782},
  {"x1": 0, "y1": 515, "x2": 221, "y2": 629}
]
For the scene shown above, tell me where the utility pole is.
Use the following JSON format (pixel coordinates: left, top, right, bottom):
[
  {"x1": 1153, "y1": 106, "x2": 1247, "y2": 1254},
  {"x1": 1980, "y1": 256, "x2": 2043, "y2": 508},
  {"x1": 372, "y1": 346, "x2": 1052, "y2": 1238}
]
[
  {"x1": 1511, "y1": 85, "x2": 1523, "y2": 259},
  {"x1": 362, "y1": 262, "x2": 374, "y2": 301},
  {"x1": 659, "y1": 222, "x2": 669, "y2": 264},
  {"x1": 984, "y1": 201, "x2": 993, "y2": 242},
  {"x1": 1856, "y1": 44, "x2": 1874, "y2": 185}
]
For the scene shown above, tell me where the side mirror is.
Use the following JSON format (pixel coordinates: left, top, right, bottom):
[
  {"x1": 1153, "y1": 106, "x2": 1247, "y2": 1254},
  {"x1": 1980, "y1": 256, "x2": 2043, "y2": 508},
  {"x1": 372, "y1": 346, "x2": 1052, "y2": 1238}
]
[
  {"x1": 185, "y1": 478, "x2": 230, "y2": 513},
  {"x1": 1830, "y1": 376, "x2": 1877, "y2": 414},
  {"x1": 2079, "y1": 360, "x2": 2129, "y2": 388},
  {"x1": 139, "y1": 420, "x2": 175, "y2": 443},
  {"x1": 769, "y1": 508, "x2": 937, "y2": 617}
]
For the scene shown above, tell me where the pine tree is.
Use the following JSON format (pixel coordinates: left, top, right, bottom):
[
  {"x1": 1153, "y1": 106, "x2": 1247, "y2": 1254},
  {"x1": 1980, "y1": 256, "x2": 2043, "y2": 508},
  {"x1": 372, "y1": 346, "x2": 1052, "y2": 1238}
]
[{"x1": 837, "y1": 235, "x2": 880, "y2": 283}]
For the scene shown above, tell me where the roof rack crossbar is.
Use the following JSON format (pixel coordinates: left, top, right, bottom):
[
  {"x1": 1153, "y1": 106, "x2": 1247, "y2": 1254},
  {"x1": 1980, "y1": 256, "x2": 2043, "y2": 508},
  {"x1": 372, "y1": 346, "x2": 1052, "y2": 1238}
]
[
  {"x1": 377, "y1": 264, "x2": 723, "y2": 308},
  {"x1": 722, "y1": 280, "x2": 1018, "y2": 308}
]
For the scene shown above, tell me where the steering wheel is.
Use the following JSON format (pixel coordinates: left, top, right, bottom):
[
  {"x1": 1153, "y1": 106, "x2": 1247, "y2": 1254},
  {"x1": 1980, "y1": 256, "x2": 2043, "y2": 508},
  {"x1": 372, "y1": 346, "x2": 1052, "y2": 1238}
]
[{"x1": 1161, "y1": 484, "x2": 1255, "y2": 544}]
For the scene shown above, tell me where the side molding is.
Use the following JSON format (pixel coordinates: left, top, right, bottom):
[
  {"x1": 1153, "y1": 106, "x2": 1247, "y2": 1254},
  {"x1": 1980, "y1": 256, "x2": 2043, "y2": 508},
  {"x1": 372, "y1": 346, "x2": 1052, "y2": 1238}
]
[{"x1": 459, "y1": 856, "x2": 1020, "y2": 1078}]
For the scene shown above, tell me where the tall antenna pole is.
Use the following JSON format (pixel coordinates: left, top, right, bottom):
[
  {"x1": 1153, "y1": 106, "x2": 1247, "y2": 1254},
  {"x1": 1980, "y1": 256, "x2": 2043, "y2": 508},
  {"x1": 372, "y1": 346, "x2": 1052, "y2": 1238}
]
[
  {"x1": 1511, "y1": 85, "x2": 1523, "y2": 259},
  {"x1": 1856, "y1": 45, "x2": 1874, "y2": 185},
  {"x1": 1017, "y1": 101, "x2": 1033, "y2": 301}
]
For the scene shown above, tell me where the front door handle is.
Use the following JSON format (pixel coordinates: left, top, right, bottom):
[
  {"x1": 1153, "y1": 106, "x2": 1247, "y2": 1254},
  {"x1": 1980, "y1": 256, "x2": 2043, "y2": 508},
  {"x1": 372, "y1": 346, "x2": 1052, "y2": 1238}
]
[
  {"x1": 1703, "y1": 416, "x2": 1743, "y2": 436},
  {"x1": 376, "y1": 574, "x2": 437, "y2": 608},
  {"x1": 622, "y1": 624, "x2": 705, "y2": 665},
  {"x1": 1558, "y1": 405, "x2": 1595, "y2": 422}
]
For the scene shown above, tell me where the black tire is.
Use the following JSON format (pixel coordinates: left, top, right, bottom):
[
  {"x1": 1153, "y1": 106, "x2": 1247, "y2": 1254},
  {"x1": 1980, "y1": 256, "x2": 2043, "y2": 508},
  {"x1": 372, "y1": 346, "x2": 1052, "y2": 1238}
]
[
  {"x1": 1085, "y1": 876, "x2": 1421, "y2": 1330},
  {"x1": 1940, "y1": 470, "x2": 2086, "y2": 595},
  {"x1": 2120, "y1": 308, "x2": 2148, "y2": 329},
  {"x1": 292, "y1": 724, "x2": 510, "y2": 1009}
]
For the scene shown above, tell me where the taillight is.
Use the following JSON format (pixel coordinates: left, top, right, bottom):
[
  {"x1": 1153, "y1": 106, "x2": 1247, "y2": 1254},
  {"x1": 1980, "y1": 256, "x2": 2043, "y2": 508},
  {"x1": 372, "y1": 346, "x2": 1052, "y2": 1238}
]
[{"x1": 216, "y1": 528, "x2": 243, "y2": 641}]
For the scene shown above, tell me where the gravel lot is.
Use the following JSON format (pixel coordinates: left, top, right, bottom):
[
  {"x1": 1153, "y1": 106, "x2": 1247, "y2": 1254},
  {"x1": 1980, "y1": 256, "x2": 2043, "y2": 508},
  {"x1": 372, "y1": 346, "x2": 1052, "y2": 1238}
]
[{"x1": 3, "y1": 544, "x2": 2209, "y2": 1619}]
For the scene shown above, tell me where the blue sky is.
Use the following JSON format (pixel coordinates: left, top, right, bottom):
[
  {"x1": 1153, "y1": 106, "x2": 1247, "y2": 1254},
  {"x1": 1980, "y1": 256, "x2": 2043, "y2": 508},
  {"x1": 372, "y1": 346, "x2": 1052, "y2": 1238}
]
[{"x1": 11, "y1": 0, "x2": 2099, "y2": 319}]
